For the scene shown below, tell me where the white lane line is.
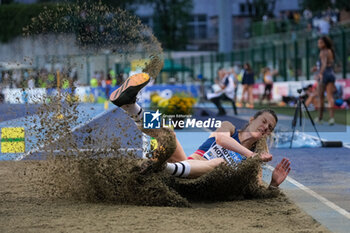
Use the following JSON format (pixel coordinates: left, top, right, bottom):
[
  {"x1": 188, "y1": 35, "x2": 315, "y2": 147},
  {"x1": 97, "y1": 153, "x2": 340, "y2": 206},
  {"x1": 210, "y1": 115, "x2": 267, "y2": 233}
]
[
  {"x1": 16, "y1": 108, "x2": 115, "y2": 161},
  {"x1": 266, "y1": 164, "x2": 350, "y2": 220}
]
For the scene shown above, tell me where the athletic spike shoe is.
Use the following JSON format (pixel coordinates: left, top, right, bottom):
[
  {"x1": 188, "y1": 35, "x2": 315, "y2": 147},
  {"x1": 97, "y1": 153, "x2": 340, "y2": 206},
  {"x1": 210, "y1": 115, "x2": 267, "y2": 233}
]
[{"x1": 110, "y1": 73, "x2": 150, "y2": 107}]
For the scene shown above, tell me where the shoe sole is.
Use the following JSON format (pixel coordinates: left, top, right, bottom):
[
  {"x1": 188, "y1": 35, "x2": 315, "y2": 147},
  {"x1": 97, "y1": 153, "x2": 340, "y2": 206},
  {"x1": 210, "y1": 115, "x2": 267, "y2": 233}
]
[{"x1": 110, "y1": 73, "x2": 150, "y2": 107}]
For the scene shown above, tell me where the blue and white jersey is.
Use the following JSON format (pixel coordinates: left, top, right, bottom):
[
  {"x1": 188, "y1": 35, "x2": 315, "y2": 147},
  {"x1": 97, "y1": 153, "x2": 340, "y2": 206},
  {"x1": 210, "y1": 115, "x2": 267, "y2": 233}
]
[
  {"x1": 202, "y1": 141, "x2": 246, "y2": 167},
  {"x1": 195, "y1": 128, "x2": 246, "y2": 167}
]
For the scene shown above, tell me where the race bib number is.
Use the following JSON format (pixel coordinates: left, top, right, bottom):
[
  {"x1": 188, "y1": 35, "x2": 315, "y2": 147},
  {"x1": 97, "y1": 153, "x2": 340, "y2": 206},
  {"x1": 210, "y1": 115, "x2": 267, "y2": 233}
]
[{"x1": 203, "y1": 142, "x2": 246, "y2": 167}]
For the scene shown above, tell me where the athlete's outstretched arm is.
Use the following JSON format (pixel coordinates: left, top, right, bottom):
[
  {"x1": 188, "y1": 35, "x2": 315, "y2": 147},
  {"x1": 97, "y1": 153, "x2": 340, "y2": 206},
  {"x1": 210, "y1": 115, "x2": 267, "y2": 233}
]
[
  {"x1": 215, "y1": 132, "x2": 255, "y2": 157},
  {"x1": 212, "y1": 121, "x2": 255, "y2": 158}
]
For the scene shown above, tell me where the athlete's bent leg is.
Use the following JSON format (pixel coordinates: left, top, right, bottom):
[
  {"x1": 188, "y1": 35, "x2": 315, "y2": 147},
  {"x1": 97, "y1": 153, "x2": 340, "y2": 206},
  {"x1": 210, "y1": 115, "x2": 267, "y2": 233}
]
[
  {"x1": 109, "y1": 72, "x2": 179, "y2": 172},
  {"x1": 164, "y1": 158, "x2": 225, "y2": 178},
  {"x1": 165, "y1": 161, "x2": 191, "y2": 178},
  {"x1": 187, "y1": 158, "x2": 225, "y2": 178},
  {"x1": 140, "y1": 127, "x2": 177, "y2": 172}
]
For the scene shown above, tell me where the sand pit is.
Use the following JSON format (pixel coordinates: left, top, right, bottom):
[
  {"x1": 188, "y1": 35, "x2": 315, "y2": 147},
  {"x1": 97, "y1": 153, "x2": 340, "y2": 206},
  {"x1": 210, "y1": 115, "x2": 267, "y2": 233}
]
[
  {"x1": 0, "y1": 0, "x2": 331, "y2": 231},
  {"x1": 0, "y1": 160, "x2": 329, "y2": 232}
]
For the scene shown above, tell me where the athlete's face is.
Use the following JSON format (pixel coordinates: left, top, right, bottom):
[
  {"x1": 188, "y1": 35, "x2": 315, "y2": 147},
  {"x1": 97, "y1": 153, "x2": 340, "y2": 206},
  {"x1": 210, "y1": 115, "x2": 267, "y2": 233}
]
[{"x1": 248, "y1": 112, "x2": 277, "y2": 139}]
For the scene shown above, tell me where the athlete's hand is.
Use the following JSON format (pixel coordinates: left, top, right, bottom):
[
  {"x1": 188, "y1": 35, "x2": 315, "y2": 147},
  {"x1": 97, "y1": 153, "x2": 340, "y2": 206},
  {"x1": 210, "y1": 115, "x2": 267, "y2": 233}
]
[
  {"x1": 270, "y1": 158, "x2": 291, "y2": 187},
  {"x1": 259, "y1": 152, "x2": 272, "y2": 162}
]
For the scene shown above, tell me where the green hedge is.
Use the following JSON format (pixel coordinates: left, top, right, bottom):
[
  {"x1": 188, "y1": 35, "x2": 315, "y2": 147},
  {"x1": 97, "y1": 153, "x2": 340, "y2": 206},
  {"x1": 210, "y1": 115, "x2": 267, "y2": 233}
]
[{"x1": 0, "y1": 3, "x2": 57, "y2": 43}]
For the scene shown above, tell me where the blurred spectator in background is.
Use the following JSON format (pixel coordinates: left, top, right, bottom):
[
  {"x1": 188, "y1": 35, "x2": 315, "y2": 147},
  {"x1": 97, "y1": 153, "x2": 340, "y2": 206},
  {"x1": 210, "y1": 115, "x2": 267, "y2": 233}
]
[
  {"x1": 3, "y1": 72, "x2": 10, "y2": 88},
  {"x1": 231, "y1": 66, "x2": 240, "y2": 103},
  {"x1": 303, "y1": 8, "x2": 313, "y2": 22},
  {"x1": 0, "y1": 88, "x2": 4, "y2": 103},
  {"x1": 233, "y1": 63, "x2": 254, "y2": 108},
  {"x1": 99, "y1": 70, "x2": 106, "y2": 88},
  {"x1": 207, "y1": 67, "x2": 237, "y2": 116},
  {"x1": 304, "y1": 83, "x2": 319, "y2": 110},
  {"x1": 262, "y1": 14, "x2": 268, "y2": 22},
  {"x1": 90, "y1": 72, "x2": 99, "y2": 102},
  {"x1": 47, "y1": 72, "x2": 55, "y2": 88},
  {"x1": 293, "y1": 11, "x2": 301, "y2": 24},
  {"x1": 287, "y1": 11, "x2": 294, "y2": 21},
  {"x1": 305, "y1": 82, "x2": 345, "y2": 111},
  {"x1": 117, "y1": 72, "x2": 124, "y2": 85},
  {"x1": 27, "y1": 76, "x2": 35, "y2": 89},
  {"x1": 333, "y1": 83, "x2": 344, "y2": 108},
  {"x1": 96, "y1": 71, "x2": 102, "y2": 86},
  {"x1": 108, "y1": 68, "x2": 117, "y2": 87},
  {"x1": 318, "y1": 17, "x2": 330, "y2": 35},
  {"x1": 261, "y1": 67, "x2": 278, "y2": 105},
  {"x1": 106, "y1": 71, "x2": 112, "y2": 98}
]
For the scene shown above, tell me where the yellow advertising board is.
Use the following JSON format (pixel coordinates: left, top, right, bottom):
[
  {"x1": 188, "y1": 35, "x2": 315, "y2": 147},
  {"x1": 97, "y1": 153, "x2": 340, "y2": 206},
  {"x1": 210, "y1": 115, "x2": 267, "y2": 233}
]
[{"x1": 1, "y1": 127, "x2": 25, "y2": 153}]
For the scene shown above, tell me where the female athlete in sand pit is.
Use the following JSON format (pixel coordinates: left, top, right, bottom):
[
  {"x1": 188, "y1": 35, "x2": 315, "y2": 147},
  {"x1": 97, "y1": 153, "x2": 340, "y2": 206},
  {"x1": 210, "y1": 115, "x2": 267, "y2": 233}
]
[{"x1": 110, "y1": 73, "x2": 291, "y2": 188}]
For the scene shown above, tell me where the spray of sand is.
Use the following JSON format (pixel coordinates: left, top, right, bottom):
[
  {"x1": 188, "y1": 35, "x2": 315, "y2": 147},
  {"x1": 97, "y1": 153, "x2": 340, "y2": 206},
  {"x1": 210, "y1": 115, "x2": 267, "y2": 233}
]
[{"x1": 16, "y1": 1, "x2": 279, "y2": 207}]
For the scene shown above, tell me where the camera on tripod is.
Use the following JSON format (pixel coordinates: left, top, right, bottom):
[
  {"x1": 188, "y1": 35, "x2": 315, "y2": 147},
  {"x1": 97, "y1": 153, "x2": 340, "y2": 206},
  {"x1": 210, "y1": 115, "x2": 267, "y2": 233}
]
[
  {"x1": 297, "y1": 85, "x2": 313, "y2": 100},
  {"x1": 290, "y1": 84, "x2": 343, "y2": 148}
]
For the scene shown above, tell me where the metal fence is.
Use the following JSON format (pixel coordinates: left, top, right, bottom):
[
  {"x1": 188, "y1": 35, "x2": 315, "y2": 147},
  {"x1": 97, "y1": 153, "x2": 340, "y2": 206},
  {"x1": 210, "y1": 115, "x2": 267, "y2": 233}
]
[
  {"x1": 170, "y1": 28, "x2": 350, "y2": 85},
  {"x1": 27, "y1": 28, "x2": 350, "y2": 86}
]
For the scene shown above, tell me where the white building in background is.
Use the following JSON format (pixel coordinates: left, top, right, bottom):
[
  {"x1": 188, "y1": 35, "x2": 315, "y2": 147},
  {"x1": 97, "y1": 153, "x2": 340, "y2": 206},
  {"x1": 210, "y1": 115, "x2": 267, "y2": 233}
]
[
  {"x1": 0, "y1": 0, "x2": 302, "y2": 85},
  {"x1": 135, "y1": 0, "x2": 301, "y2": 50},
  {"x1": 5, "y1": 0, "x2": 301, "y2": 51}
]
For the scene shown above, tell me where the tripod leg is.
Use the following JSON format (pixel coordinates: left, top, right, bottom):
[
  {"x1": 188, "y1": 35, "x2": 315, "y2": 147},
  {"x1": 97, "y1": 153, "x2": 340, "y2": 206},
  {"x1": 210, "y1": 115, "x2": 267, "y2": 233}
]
[
  {"x1": 290, "y1": 101, "x2": 300, "y2": 148},
  {"x1": 301, "y1": 100, "x2": 323, "y2": 145},
  {"x1": 299, "y1": 99, "x2": 302, "y2": 126}
]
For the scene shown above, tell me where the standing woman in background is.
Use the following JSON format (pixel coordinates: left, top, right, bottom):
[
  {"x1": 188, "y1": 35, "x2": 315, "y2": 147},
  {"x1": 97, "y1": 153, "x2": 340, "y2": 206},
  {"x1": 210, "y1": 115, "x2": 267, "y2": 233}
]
[
  {"x1": 314, "y1": 36, "x2": 336, "y2": 125},
  {"x1": 233, "y1": 63, "x2": 255, "y2": 108}
]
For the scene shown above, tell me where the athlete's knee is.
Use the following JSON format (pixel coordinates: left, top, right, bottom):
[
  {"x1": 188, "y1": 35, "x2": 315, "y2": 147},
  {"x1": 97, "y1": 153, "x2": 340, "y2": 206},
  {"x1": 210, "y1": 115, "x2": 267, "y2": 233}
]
[{"x1": 143, "y1": 127, "x2": 177, "y2": 155}]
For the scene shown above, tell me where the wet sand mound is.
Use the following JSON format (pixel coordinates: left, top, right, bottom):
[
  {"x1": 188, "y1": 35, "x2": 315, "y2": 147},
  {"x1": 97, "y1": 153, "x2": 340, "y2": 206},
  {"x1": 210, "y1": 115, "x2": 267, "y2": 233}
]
[
  {"x1": 20, "y1": 155, "x2": 278, "y2": 207},
  {"x1": 0, "y1": 160, "x2": 329, "y2": 232}
]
